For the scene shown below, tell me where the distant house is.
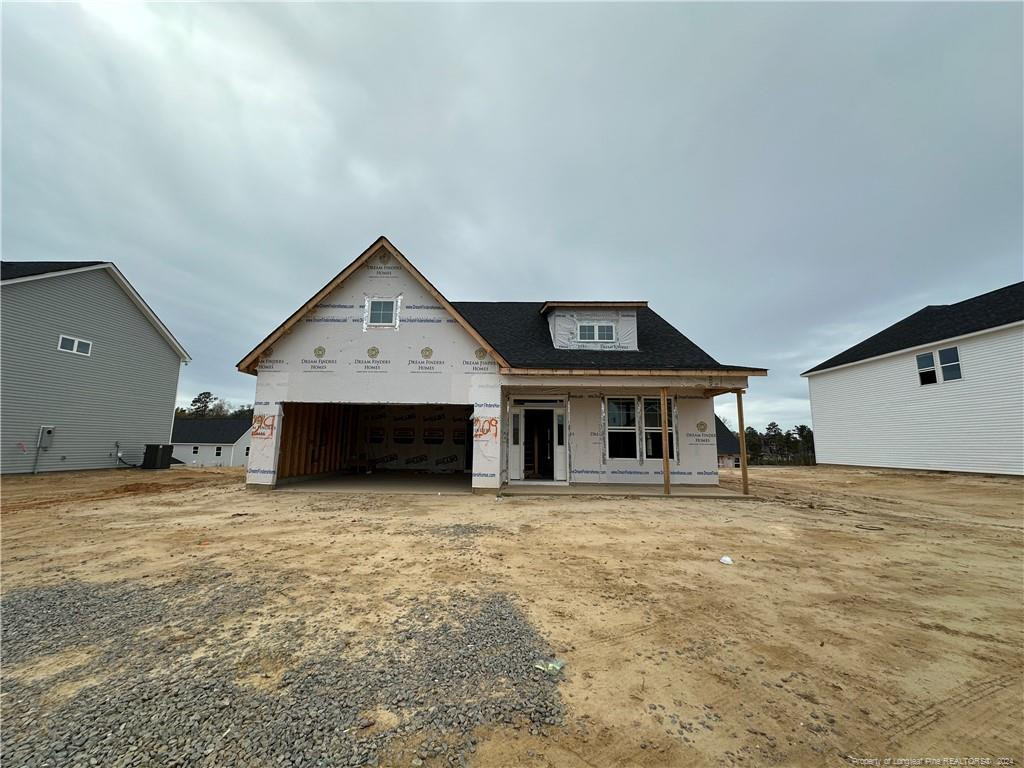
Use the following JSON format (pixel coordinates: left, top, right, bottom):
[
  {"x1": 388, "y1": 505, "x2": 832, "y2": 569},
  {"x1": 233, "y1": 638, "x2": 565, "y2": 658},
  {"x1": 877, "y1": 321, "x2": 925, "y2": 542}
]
[
  {"x1": 715, "y1": 416, "x2": 741, "y2": 468},
  {"x1": 1, "y1": 261, "x2": 190, "y2": 473},
  {"x1": 171, "y1": 417, "x2": 252, "y2": 467},
  {"x1": 802, "y1": 282, "x2": 1023, "y2": 475}
]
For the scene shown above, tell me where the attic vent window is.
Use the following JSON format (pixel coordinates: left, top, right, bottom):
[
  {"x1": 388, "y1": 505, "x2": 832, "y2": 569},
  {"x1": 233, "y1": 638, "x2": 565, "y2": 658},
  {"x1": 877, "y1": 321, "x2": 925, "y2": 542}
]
[
  {"x1": 58, "y1": 334, "x2": 92, "y2": 356},
  {"x1": 367, "y1": 298, "x2": 397, "y2": 327},
  {"x1": 579, "y1": 323, "x2": 615, "y2": 342}
]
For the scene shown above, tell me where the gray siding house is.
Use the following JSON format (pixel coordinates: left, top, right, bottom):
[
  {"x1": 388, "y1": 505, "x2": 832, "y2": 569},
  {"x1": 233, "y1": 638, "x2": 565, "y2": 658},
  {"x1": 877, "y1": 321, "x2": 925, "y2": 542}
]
[{"x1": 1, "y1": 261, "x2": 190, "y2": 473}]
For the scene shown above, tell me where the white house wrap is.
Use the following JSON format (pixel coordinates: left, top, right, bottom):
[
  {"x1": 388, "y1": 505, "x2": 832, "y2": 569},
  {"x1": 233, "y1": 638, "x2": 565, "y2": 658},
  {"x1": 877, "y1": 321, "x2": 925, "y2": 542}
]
[{"x1": 237, "y1": 237, "x2": 765, "y2": 492}]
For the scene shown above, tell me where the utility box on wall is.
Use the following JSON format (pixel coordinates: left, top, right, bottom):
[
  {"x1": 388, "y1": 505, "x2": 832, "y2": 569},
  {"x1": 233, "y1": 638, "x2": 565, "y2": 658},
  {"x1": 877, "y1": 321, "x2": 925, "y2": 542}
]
[{"x1": 37, "y1": 425, "x2": 55, "y2": 449}]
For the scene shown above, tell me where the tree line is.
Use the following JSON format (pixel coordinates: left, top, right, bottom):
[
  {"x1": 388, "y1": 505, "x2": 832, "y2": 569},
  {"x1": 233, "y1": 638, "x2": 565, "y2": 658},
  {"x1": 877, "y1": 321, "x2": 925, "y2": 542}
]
[
  {"x1": 742, "y1": 422, "x2": 815, "y2": 465},
  {"x1": 174, "y1": 391, "x2": 253, "y2": 421}
]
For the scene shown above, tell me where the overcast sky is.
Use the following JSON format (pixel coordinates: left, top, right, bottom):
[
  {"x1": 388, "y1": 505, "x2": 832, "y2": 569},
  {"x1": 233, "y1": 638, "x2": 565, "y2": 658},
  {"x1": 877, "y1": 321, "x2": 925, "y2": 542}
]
[{"x1": 3, "y1": 2, "x2": 1021, "y2": 431}]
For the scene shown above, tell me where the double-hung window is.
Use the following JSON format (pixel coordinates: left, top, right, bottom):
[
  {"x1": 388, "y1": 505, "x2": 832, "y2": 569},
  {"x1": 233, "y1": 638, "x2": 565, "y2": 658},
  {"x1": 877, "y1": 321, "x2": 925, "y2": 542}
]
[
  {"x1": 606, "y1": 397, "x2": 637, "y2": 459},
  {"x1": 917, "y1": 346, "x2": 962, "y2": 385},
  {"x1": 579, "y1": 323, "x2": 615, "y2": 342},
  {"x1": 938, "y1": 347, "x2": 961, "y2": 381},
  {"x1": 192, "y1": 446, "x2": 199, "y2": 455},
  {"x1": 367, "y1": 298, "x2": 397, "y2": 327},
  {"x1": 642, "y1": 398, "x2": 674, "y2": 459},
  {"x1": 916, "y1": 353, "x2": 938, "y2": 385},
  {"x1": 215, "y1": 446, "x2": 222, "y2": 457}
]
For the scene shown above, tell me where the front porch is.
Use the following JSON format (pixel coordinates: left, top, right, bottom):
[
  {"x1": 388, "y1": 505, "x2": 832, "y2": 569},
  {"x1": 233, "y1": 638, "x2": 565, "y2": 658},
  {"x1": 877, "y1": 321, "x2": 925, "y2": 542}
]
[
  {"x1": 501, "y1": 378, "x2": 752, "y2": 495},
  {"x1": 499, "y1": 482, "x2": 747, "y2": 498}
]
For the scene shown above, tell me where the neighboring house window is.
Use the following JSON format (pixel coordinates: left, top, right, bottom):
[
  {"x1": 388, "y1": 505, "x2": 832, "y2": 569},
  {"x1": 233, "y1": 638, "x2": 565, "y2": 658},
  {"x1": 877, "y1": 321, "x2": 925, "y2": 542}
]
[
  {"x1": 579, "y1": 323, "x2": 615, "y2": 342},
  {"x1": 245, "y1": 446, "x2": 250, "y2": 457},
  {"x1": 215, "y1": 446, "x2": 222, "y2": 457},
  {"x1": 917, "y1": 347, "x2": 962, "y2": 385},
  {"x1": 367, "y1": 298, "x2": 397, "y2": 327},
  {"x1": 58, "y1": 334, "x2": 92, "y2": 356},
  {"x1": 939, "y1": 346, "x2": 962, "y2": 381},
  {"x1": 606, "y1": 397, "x2": 637, "y2": 459},
  {"x1": 916, "y1": 352, "x2": 938, "y2": 385},
  {"x1": 642, "y1": 398, "x2": 674, "y2": 459},
  {"x1": 192, "y1": 446, "x2": 199, "y2": 455}
]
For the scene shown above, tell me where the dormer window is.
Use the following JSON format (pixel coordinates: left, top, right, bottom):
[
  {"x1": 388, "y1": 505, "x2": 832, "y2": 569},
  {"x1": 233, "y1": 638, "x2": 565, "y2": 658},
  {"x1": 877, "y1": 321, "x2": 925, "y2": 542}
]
[{"x1": 578, "y1": 323, "x2": 615, "y2": 342}]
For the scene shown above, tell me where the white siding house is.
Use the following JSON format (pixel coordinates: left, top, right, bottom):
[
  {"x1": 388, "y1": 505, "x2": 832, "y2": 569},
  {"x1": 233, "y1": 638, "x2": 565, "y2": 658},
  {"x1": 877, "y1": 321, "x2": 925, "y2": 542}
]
[
  {"x1": 171, "y1": 417, "x2": 252, "y2": 467},
  {"x1": 803, "y1": 283, "x2": 1023, "y2": 476}
]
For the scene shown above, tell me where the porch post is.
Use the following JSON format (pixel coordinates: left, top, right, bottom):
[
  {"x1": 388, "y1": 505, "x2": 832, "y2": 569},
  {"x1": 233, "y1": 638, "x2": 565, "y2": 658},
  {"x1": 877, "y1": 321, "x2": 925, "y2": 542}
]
[
  {"x1": 735, "y1": 389, "x2": 749, "y2": 495},
  {"x1": 660, "y1": 387, "x2": 671, "y2": 496}
]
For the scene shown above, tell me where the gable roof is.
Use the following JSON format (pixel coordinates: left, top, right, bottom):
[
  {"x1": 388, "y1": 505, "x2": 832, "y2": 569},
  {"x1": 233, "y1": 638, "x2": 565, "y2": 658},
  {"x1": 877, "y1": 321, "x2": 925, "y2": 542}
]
[
  {"x1": 803, "y1": 281, "x2": 1024, "y2": 375},
  {"x1": 1, "y1": 261, "x2": 105, "y2": 280},
  {"x1": 172, "y1": 417, "x2": 252, "y2": 444},
  {"x1": 236, "y1": 236, "x2": 509, "y2": 374},
  {"x1": 2, "y1": 260, "x2": 191, "y2": 362},
  {"x1": 715, "y1": 415, "x2": 740, "y2": 455},
  {"x1": 453, "y1": 301, "x2": 765, "y2": 373}
]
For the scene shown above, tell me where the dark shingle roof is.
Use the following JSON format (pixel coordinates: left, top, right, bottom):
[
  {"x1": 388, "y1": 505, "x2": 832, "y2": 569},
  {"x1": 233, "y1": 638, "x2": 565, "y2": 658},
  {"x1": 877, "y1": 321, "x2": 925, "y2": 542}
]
[
  {"x1": 453, "y1": 302, "x2": 761, "y2": 371},
  {"x1": 715, "y1": 416, "x2": 740, "y2": 454},
  {"x1": 1, "y1": 261, "x2": 106, "y2": 281},
  {"x1": 803, "y1": 282, "x2": 1024, "y2": 375},
  {"x1": 171, "y1": 418, "x2": 251, "y2": 445}
]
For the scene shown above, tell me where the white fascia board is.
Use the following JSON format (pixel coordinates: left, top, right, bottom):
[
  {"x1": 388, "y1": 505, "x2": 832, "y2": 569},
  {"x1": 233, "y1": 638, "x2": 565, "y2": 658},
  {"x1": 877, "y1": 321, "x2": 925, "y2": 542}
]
[
  {"x1": 1, "y1": 263, "x2": 112, "y2": 286},
  {"x1": 802, "y1": 320, "x2": 1024, "y2": 378},
  {"x1": 104, "y1": 264, "x2": 191, "y2": 362},
  {"x1": 3, "y1": 263, "x2": 191, "y2": 362}
]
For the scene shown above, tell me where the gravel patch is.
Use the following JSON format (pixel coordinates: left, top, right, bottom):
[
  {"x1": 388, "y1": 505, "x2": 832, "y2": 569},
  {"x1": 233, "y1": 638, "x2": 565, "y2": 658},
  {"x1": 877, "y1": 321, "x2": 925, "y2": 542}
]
[
  {"x1": 1, "y1": 570, "x2": 563, "y2": 767},
  {"x1": 429, "y1": 524, "x2": 501, "y2": 541}
]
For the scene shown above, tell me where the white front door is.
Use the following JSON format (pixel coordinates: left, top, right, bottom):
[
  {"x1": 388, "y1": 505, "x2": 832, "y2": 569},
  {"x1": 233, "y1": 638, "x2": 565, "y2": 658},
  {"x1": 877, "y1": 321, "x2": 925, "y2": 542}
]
[
  {"x1": 553, "y1": 407, "x2": 567, "y2": 481},
  {"x1": 509, "y1": 407, "x2": 523, "y2": 480}
]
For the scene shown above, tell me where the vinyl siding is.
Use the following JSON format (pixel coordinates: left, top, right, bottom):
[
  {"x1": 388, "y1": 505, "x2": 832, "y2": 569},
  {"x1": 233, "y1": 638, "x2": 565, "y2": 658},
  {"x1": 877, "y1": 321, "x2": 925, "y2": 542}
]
[
  {"x1": 807, "y1": 323, "x2": 1024, "y2": 475},
  {"x1": 172, "y1": 432, "x2": 251, "y2": 467},
  {"x1": 1, "y1": 268, "x2": 183, "y2": 473}
]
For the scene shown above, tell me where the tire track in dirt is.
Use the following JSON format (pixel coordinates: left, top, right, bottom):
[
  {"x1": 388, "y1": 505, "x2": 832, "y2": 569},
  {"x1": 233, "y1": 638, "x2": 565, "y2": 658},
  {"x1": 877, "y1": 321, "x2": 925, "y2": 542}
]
[{"x1": 843, "y1": 672, "x2": 1018, "y2": 755}]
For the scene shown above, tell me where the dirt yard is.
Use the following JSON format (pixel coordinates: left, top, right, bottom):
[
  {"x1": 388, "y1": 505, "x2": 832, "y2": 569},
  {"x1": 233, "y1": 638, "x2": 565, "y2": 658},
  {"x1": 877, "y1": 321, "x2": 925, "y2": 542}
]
[{"x1": 2, "y1": 466, "x2": 1022, "y2": 767}]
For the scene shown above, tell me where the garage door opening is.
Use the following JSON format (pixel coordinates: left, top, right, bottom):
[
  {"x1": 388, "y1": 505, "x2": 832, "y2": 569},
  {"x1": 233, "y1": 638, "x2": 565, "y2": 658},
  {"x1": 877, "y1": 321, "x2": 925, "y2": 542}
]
[{"x1": 275, "y1": 402, "x2": 474, "y2": 491}]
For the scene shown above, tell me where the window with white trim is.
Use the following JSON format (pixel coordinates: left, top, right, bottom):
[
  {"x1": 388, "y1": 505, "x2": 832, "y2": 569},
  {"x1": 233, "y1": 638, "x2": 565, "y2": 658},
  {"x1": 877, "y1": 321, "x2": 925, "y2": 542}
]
[
  {"x1": 58, "y1": 334, "x2": 92, "y2": 356},
  {"x1": 606, "y1": 397, "x2": 637, "y2": 459},
  {"x1": 916, "y1": 352, "x2": 937, "y2": 385},
  {"x1": 938, "y1": 346, "x2": 962, "y2": 381},
  {"x1": 367, "y1": 298, "x2": 397, "y2": 327},
  {"x1": 245, "y1": 446, "x2": 250, "y2": 457},
  {"x1": 192, "y1": 446, "x2": 199, "y2": 455},
  {"x1": 215, "y1": 446, "x2": 222, "y2": 457},
  {"x1": 917, "y1": 347, "x2": 963, "y2": 385},
  {"x1": 579, "y1": 323, "x2": 615, "y2": 342},
  {"x1": 642, "y1": 398, "x2": 674, "y2": 459}
]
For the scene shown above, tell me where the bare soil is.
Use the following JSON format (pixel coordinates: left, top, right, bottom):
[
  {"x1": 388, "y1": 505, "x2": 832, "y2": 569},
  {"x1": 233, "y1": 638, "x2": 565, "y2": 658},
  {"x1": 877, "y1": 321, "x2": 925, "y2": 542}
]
[{"x1": 2, "y1": 465, "x2": 1022, "y2": 766}]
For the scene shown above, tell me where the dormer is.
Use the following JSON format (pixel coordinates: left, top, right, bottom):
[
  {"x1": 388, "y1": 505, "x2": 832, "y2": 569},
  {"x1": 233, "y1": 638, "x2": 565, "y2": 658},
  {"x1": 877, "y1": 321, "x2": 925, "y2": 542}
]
[{"x1": 540, "y1": 301, "x2": 646, "y2": 351}]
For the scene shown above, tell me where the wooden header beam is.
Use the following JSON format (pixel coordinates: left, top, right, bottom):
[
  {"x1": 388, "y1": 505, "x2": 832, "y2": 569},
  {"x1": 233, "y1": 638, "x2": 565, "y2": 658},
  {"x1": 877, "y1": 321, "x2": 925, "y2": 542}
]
[{"x1": 500, "y1": 367, "x2": 768, "y2": 377}]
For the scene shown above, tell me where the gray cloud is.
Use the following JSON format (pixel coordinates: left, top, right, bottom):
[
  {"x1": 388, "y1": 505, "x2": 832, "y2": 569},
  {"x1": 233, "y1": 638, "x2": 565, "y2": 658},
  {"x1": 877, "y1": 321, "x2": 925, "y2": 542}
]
[{"x1": 4, "y1": 2, "x2": 1021, "y2": 430}]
